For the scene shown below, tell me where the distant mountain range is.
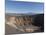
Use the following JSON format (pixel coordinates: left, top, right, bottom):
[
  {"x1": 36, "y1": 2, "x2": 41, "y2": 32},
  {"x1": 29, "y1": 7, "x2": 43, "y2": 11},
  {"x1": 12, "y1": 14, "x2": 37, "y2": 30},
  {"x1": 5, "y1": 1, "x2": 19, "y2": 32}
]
[{"x1": 5, "y1": 12, "x2": 44, "y2": 16}]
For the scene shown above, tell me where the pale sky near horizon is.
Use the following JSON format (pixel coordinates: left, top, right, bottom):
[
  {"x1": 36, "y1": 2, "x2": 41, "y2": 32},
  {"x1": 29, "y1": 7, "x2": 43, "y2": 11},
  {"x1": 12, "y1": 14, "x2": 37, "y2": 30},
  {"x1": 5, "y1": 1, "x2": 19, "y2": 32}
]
[{"x1": 5, "y1": 0, "x2": 44, "y2": 14}]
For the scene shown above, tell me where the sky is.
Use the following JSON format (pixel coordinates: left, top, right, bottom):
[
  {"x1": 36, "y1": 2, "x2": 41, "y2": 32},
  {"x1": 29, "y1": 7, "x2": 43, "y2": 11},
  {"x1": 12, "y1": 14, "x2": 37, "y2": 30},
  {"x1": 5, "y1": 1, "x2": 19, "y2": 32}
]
[{"x1": 5, "y1": 0, "x2": 44, "y2": 14}]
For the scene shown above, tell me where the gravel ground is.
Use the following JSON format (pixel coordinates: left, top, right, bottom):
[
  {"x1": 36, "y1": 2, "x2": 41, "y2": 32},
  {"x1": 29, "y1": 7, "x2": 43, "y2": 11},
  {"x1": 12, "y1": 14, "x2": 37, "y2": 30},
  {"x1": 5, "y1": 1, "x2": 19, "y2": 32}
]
[{"x1": 5, "y1": 23, "x2": 41, "y2": 34}]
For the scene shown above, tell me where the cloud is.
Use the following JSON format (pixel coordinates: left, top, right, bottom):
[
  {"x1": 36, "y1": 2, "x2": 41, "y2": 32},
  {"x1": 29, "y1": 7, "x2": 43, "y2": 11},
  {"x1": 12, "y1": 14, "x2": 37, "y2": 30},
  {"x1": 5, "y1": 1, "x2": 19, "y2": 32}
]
[{"x1": 6, "y1": 10, "x2": 43, "y2": 14}]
